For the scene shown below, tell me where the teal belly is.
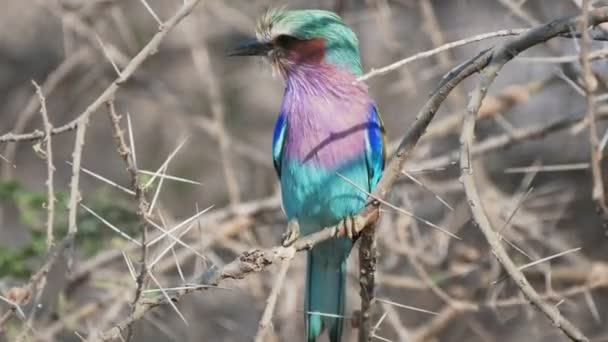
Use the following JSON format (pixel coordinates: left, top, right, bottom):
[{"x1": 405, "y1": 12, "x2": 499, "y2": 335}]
[{"x1": 280, "y1": 156, "x2": 369, "y2": 237}]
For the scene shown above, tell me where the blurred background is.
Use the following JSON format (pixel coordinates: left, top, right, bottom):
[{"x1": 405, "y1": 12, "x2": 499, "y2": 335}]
[{"x1": 1, "y1": 0, "x2": 608, "y2": 341}]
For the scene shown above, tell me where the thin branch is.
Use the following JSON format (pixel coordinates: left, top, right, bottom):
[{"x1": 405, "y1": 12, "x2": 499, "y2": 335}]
[
  {"x1": 31, "y1": 81, "x2": 56, "y2": 249},
  {"x1": 504, "y1": 163, "x2": 590, "y2": 173},
  {"x1": 66, "y1": 119, "x2": 88, "y2": 271},
  {"x1": 254, "y1": 252, "x2": 294, "y2": 342},
  {"x1": 357, "y1": 29, "x2": 526, "y2": 82}
]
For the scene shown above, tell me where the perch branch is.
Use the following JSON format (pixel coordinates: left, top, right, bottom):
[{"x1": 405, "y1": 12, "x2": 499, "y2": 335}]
[{"x1": 358, "y1": 224, "x2": 377, "y2": 342}]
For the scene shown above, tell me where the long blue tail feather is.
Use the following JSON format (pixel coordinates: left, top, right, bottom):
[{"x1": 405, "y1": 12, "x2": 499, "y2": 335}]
[{"x1": 305, "y1": 246, "x2": 347, "y2": 342}]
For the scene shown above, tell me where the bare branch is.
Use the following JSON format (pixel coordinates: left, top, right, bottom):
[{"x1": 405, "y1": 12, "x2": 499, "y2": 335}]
[
  {"x1": 31, "y1": 81, "x2": 56, "y2": 249},
  {"x1": 254, "y1": 251, "x2": 294, "y2": 342},
  {"x1": 357, "y1": 29, "x2": 526, "y2": 82},
  {"x1": 66, "y1": 119, "x2": 88, "y2": 271}
]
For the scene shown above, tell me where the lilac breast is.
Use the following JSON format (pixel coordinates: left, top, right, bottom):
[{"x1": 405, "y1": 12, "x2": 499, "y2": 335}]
[{"x1": 281, "y1": 65, "x2": 372, "y2": 170}]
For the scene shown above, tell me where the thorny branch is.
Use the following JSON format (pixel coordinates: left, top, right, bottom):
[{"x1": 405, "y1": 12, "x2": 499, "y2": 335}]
[
  {"x1": 458, "y1": 7, "x2": 608, "y2": 341},
  {"x1": 106, "y1": 101, "x2": 150, "y2": 342}
]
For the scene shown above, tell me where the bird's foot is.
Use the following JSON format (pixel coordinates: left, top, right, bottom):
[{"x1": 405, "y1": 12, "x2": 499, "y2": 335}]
[
  {"x1": 282, "y1": 220, "x2": 300, "y2": 247},
  {"x1": 340, "y1": 215, "x2": 358, "y2": 239}
]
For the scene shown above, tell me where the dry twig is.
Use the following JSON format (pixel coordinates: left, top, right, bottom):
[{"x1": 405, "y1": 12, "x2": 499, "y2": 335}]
[{"x1": 254, "y1": 250, "x2": 294, "y2": 342}]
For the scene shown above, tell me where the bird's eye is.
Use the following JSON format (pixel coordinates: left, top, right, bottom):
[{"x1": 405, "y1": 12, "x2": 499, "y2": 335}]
[{"x1": 275, "y1": 35, "x2": 301, "y2": 49}]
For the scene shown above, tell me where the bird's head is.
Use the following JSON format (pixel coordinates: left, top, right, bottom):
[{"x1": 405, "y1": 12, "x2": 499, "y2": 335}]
[{"x1": 230, "y1": 9, "x2": 362, "y2": 78}]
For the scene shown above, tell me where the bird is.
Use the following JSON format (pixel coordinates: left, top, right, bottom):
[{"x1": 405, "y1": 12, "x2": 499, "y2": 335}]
[{"x1": 231, "y1": 9, "x2": 386, "y2": 342}]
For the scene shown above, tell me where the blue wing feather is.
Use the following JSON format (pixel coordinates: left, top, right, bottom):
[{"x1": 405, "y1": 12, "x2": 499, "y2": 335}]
[
  {"x1": 365, "y1": 104, "x2": 386, "y2": 191},
  {"x1": 272, "y1": 112, "x2": 288, "y2": 177}
]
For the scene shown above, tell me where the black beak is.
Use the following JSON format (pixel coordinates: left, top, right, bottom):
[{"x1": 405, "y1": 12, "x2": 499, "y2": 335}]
[{"x1": 229, "y1": 38, "x2": 272, "y2": 56}]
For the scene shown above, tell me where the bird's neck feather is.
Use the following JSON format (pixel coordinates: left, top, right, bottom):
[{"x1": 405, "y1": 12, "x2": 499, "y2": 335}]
[{"x1": 284, "y1": 61, "x2": 367, "y2": 101}]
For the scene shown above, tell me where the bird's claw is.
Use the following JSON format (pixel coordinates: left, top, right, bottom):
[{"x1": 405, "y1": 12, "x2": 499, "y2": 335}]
[
  {"x1": 282, "y1": 220, "x2": 300, "y2": 247},
  {"x1": 341, "y1": 215, "x2": 357, "y2": 239}
]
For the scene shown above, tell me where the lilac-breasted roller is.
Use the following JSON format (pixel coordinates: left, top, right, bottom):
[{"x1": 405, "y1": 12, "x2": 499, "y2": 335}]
[{"x1": 231, "y1": 9, "x2": 386, "y2": 342}]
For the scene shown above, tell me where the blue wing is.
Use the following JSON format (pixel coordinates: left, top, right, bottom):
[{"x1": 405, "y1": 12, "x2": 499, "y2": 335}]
[
  {"x1": 365, "y1": 104, "x2": 386, "y2": 191},
  {"x1": 272, "y1": 112, "x2": 288, "y2": 177}
]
